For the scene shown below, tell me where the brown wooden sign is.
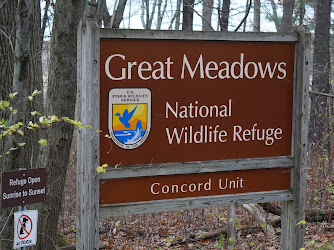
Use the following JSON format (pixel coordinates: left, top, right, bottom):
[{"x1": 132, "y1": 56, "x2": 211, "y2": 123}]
[
  {"x1": 78, "y1": 24, "x2": 309, "y2": 249},
  {"x1": 1, "y1": 168, "x2": 47, "y2": 208},
  {"x1": 100, "y1": 168, "x2": 291, "y2": 205},
  {"x1": 100, "y1": 39, "x2": 295, "y2": 166}
]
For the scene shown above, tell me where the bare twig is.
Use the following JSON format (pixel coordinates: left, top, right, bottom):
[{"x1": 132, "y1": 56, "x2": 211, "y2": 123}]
[
  {"x1": 234, "y1": 0, "x2": 252, "y2": 32},
  {"x1": 310, "y1": 90, "x2": 334, "y2": 98}
]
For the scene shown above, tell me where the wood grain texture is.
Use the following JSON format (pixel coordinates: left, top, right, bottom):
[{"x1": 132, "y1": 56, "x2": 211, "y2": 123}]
[
  {"x1": 77, "y1": 18, "x2": 100, "y2": 249},
  {"x1": 99, "y1": 156, "x2": 294, "y2": 180},
  {"x1": 281, "y1": 25, "x2": 310, "y2": 250},
  {"x1": 100, "y1": 29, "x2": 298, "y2": 41},
  {"x1": 99, "y1": 190, "x2": 293, "y2": 217}
]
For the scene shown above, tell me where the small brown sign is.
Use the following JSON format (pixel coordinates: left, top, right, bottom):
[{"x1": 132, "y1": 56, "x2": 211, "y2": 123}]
[
  {"x1": 1, "y1": 168, "x2": 47, "y2": 208},
  {"x1": 100, "y1": 168, "x2": 291, "y2": 205}
]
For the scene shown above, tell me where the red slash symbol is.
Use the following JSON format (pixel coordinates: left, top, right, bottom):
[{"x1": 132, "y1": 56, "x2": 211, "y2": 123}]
[{"x1": 17, "y1": 214, "x2": 33, "y2": 240}]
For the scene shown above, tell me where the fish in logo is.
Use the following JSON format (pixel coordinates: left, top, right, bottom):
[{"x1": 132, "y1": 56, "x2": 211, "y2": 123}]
[{"x1": 108, "y1": 88, "x2": 151, "y2": 149}]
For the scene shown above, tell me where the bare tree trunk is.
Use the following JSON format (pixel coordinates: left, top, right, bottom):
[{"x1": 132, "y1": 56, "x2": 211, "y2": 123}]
[
  {"x1": 41, "y1": 0, "x2": 50, "y2": 42},
  {"x1": 1, "y1": 0, "x2": 31, "y2": 248},
  {"x1": 141, "y1": 0, "x2": 157, "y2": 30},
  {"x1": 97, "y1": 0, "x2": 111, "y2": 27},
  {"x1": 182, "y1": 0, "x2": 195, "y2": 31},
  {"x1": 112, "y1": 0, "x2": 127, "y2": 28},
  {"x1": 269, "y1": 0, "x2": 280, "y2": 32},
  {"x1": 219, "y1": 0, "x2": 230, "y2": 31},
  {"x1": 253, "y1": 0, "x2": 260, "y2": 32},
  {"x1": 0, "y1": 2, "x2": 15, "y2": 102},
  {"x1": 147, "y1": 0, "x2": 158, "y2": 29},
  {"x1": 169, "y1": 0, "x2": 182, "y2": 30},
  {"x1": 309, "y1": 0, "x2": 332, "y2": 147},
  {"x1": 202, "y1": 0, "x2": 214, "y2": 31},
  {"x1": 280, "y1": 0, "x2": 295, "y2": 32},
  {"x1": 28, "y1": 0, "x2": 43, "y2": 166},
  {"x1": 33, "y1": 0, "x2": 86, "y2": 249},
  {"x1": 175, "y1": 0, "x2": 182, "y2": 30},
  {"x1": 234, "y1": 0, "x2": 252, "y2": 32},
  {"x1": 156, "y1": 0, "x2": 167, "y2": 30},
  {"x1": 298, "y1": 0, "x2": 305, "y2": 26}
]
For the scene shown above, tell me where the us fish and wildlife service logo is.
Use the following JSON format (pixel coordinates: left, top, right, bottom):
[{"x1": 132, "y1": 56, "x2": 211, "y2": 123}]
[{"x1": 108, "y1": 88, "x2": 151, "y2": 149}]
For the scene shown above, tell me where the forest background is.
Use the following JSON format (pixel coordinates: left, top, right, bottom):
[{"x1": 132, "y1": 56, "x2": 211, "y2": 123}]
[{"x1": 0, "y1": 0, "x2": 333, "y2": 249}]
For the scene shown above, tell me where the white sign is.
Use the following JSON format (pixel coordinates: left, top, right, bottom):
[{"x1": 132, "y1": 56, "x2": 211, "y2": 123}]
[{"x1": 13, "y1": 210, "x2": 38, "y2": 249}]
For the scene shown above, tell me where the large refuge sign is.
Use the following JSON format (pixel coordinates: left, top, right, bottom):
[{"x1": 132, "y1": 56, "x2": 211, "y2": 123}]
[
  {"x1": 77, "y1": 18, "x2": 310, "y2": 249},
  {"x1": 100, "y1": 40, "x2": 294, "y2": 164},
  {"x1": 99, "y1": 39, "x2": 295, "y2": 204}
]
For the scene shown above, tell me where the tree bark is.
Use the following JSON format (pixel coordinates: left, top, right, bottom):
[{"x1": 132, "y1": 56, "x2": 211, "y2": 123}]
[
  {"x1": 0, "y1": 1, "x2": 15, "y2": 102},
  {"x1": 202, "y1": 0, "x2": 214, "y2": 31},
  {"x1": 309, "y1": 0, "x2": 331, "y2": 146},
  {"x1": 112, "y1": 0, "x2": 127, "y2": 28},
  {"x1": 253, "y1": 0, "x2": 260, "y2": 32},
  {"x1": 168, "y1": 0, "x2": 182, "y2": 30},
  {"x1": 175, "y1": 0, "x2": 182, "y2": 30},
  {"x1": 0, "y1": 0, "x2": 42, "y2": 248},
  {"x1": 41, "y1": 1, "x2": 50, "y2": 42},
  {"x1": 182, "y1": 0, "x2": 195, "y2": 31},
  {"x1": 97, "y1": 0, "x2": 111, "y2": 27},
  {"x1": 219, "y1": 0, "x2": 230, "y2": 31},
  {"x1": 280, "y1": 0, "x2": 295, "y2": 32},
  {"x1": 156, "y1": 0, "x2": 167, "y2": 30},
  {"x1": 33, "y1": 0, "x2": 86, "y2": 249},
  {"x1": 297, "y1": 0, "x2": 305, "y2": 26},
  {"x1": 268, "y1": 0, "x2": 280, "y2": 32},
  {"x1": 234, "y1": 0, "x2": 252, "y2": 32},
  {"x1": 0, "y1": 4, "x2": 15, "y2": 248}
]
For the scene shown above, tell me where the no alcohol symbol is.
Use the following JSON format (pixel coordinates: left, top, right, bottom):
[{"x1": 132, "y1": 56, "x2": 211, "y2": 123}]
[{"x1": 17, "y1": 214, "x2": 33, "y2": 239}]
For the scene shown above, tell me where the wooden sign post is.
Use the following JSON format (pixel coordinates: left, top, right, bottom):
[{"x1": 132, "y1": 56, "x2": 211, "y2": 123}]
[{"x1": 77, "y1": 18, "x2": 310, "y2": 249}]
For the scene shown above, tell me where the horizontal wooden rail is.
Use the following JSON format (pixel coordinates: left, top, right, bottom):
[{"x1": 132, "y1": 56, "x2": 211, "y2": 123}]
[
  {"x1": 100, "y1": 29, "x2": 298, "y2": 42},
  {"x1": 99, "y1": 190, "x2": 293, "y2": 217},
  {"x1": 99, "y1": 156, "x2": 294, "y2": 179}
]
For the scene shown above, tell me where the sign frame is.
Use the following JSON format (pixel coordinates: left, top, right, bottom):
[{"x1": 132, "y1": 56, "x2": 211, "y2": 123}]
[{"x1": 77, "y1": 18, "x2": 309, "y2": 250}]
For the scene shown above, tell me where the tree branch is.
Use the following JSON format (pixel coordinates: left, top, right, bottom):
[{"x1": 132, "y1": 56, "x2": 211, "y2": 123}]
[{"x1": 234, "y1": 0, "x2": 252, "y2": 32}]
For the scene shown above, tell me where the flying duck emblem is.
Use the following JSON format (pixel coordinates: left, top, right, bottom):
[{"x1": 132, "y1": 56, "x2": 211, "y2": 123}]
[
  {"x1": 108, "y1": 88, "x2": 151, "y2": 150},
  {"x1": 115, "y1": 106, "x2": 137, "y2": 128}
]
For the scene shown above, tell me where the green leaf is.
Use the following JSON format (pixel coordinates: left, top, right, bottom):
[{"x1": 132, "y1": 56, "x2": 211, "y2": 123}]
[
  {"x1": 2, "y1": 101, "x2": 10, "y2": 107},
  {"x1": 228, "y1": 237, "x2": 235, "y2": 244},
  {"x1": 50, "y1": 115, "x2": 60, "y2": 122},
  {"x1": 9, "y1": 92, "x2": 17, "y2": 99},
  {"x1": 17, "y1": 129, "x2": 24, "y2": 136},
  {"x1": 38, "y1": 139, "x2": 47, "y2": 145},
  {"x1": 70, "y1": 225, "x2": 76, "y2": 233},
  {"x1": 31, "y1": 111, "x2": 41, "y2": 116},
  {"x1": 96, "y1": 166, "x2": 106, "y2": 174},
  {"x1": 32, "y1": 89, "x2": 42, "y2": 96},
  {"x1": 97, "y1": 164, "x2": 108, "y2": 174},
  {"x1": 18, "y1": 142, "x2": 26, "y2": 147},
  {"x1": 296, "y1": 220, "x2": 306, "y2": 226}
]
